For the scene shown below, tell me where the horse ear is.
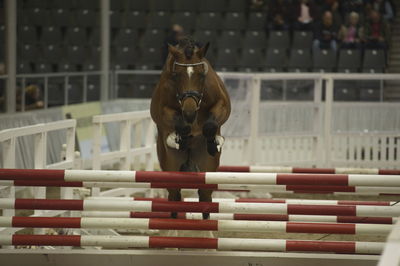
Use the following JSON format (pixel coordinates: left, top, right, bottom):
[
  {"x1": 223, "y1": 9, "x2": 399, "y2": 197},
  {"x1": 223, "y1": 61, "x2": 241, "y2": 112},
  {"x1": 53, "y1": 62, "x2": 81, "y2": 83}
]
[
  {"x1": 168, "y1": 44, "x2": 180, "y2": 59},
  {"x1": 197, "y1": 42, "x2": 210, "y2": 59}
]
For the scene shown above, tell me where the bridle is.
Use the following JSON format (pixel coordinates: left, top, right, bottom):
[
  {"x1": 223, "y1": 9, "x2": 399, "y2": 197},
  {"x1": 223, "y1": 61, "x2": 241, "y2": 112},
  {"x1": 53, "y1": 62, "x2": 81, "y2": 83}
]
[{"x1": 172, "y1": 61, "x2": 208, "y2": 110}]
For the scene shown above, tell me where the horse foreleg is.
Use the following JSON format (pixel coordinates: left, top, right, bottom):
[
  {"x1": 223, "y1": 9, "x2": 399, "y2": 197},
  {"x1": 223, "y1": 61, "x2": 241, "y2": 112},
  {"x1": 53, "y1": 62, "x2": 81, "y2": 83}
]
[
  {"x1": 198, "y1": 189, "x2": 213, "y2": 219},
  {"x1": 167, "y1": 188, "x2": 181, "y2": 218}
]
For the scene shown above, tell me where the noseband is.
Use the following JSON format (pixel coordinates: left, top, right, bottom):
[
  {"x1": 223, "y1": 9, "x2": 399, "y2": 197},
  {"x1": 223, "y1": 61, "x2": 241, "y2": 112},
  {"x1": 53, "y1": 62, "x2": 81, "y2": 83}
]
[{"x1": 172, "y1": 61, "x2": 208, "y2": 110}]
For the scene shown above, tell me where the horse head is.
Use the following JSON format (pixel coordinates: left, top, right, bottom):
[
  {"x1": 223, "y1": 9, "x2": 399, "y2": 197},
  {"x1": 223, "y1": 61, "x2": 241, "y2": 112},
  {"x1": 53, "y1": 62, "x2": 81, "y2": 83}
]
[{"x1": 167, "y1": 38, "x2": 210, "y2": 124}]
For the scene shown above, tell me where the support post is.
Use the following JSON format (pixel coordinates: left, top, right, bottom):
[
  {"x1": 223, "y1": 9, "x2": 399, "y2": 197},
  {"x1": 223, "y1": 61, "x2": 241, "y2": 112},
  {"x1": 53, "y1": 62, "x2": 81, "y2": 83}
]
[
  {"x1": 5, "y1": 0, "x2": 17, "y2": 113},
  {"x1": 313, "y1": 77, "x2": 323, "y2": 167},
  {"x1": 324, "y1": 76, "x2": 334, "y2": 167},
  {"x1": 100, "y1": 0, "x2": 110, "y2": 101},
  {"x1": 249, "y1": 77, "x2": 261, "y2": 164}
]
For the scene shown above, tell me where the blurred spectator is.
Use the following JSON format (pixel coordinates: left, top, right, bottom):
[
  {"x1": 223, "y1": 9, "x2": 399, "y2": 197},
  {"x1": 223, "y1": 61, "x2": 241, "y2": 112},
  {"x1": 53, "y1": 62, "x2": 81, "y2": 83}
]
[
  {"x1": 313, "y1": 11, "x2": 339, "y2": 53},
  {"x1": 338, "y1": 12, "x2": 363, "y2": 49},
  {"x1": 322, "y1": 0, "x2": 342, "y2": 25},
  {"x1": 249, "y1": 0, "x2": 265, "y2": 11},
  {"x1": 268, "y1": 0, "x2": 290, "y2": 30},
  {"x1": 369, "y1": 0, "x2": 395, "y2": 22},
  {"x1": 363, "y1": 10, "x2": 389, "y2": 49},
  {"x1": 293, "y1": 0, "x2": 317, "y2": 31},
  {"x1": 340, "y1": 0, "x2": 364, "y2": 16},
  {"x1": 17, "y1": 85, "x2": 44, "y2": 111},
  {"x1": 162, "y1": 24, "x2": 185, "y2": 63}
]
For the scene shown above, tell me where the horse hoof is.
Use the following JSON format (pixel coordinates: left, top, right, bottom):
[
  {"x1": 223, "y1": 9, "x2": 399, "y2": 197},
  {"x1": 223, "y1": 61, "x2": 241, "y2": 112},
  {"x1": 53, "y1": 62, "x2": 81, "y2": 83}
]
[
  {"x1": 202, "y1": 213, "x2": 210, "y2": 220},
  {"x1": 207, "y1": 140, "x2": 218, "y2": 156},
  {"x1": 202, "y1": 121, "x2": 218, "y2": 139},
  {"x1": 171, "y1": 212, "x2": 178, "y2": 219}
]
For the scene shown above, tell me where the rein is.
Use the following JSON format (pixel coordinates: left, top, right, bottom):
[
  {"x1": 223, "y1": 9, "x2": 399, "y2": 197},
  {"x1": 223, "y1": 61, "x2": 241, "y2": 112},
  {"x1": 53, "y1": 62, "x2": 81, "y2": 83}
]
[{"x1": 172, "y1": 61, "x2": 208, "y2": 110}]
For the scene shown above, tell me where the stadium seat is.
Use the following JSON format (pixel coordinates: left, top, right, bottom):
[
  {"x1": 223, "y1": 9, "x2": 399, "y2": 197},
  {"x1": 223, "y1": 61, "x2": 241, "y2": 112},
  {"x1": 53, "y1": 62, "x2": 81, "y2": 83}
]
[
  {"x1": 147, "y1": 11, "x2": 171, "y2": 29},
  {"x1": 128, "y1": 0, "x2": 149, "y2": 11},
  {"x1": 248, "y1": 12, "x2": 267, "y2": 30},
  {"x1": 18, "y1": 26, "x2": 37, "y2": 44},
  {"x1": 136, "y1": 47, "x2": 162, "y2": 70},
  {"x1": 75, "y1": 0, "x2": 98, "y2": 10},
  {"x1": 24, "y1": 8, "x2": 50, "y2": 26},
  {"x1": 75, "y1": 10, "x2": 98, "y2": 27},
  {"x1": 363, "y1": 49, "x2": 385, "y2": 73},
  {"x1": 85, "y1": 77, "x2": 100, "y2": 101},
  {"x1": 58, "y1": 61, "x2": 79, "y2": 72},
  {"x1": 288, "y1": 49, "x2": 312, "y2": 72},
  {"x1": 313, "y1": 49, "x2": 336, "y2": 72},
  {"x1": 239, "y1": 48, "x2": 264, "y2": 72},
  {"x1": 88, "y1": 28, "x2": 100, "y2": 45},
  {"x1": 223, "y1": 12, "x2": 247, "y2": 30},
  {"x1": 217, "y1": 31, "x2": 242, "y2": 50},
  {"x1": 67, "y1": 81, "x2": 84, "y2": 104},
  {"x1": 41, "y1": 26, "x2": 63, "y2": 44},
  {"x1": 19, "y1": 44, "x2": 40, "y2": 61},
  {"x1": 193, "y1": 30, "x2": 218, "y2": 46},
  {"x1": 65, "y1": 27, "x2": 88, "y2": 45},
  {"x1": 41, "y1": 44, "x2": 64, "y2": 62},
  {"x1": 150, "y1": 0, "x2": 173, "y2": 11},
  {"x1": 215, "y1": 48, "x2": 238, "y2": 71},
  {"x1": 113, "y1": 46, "x2": 138, "y2": 68},
  {"x1": 48, "y1": 0, "x2": 77, "y2": 9},
  {"x1": 173, "y1": 0, "x2": 199, "y2": 12},
  {"x1": 243, "y1": 31, "x2": 267, "y2": 49},
  {"x1": 334, "y1": 81, "x2": 359, "y2": 101},
  {"x1": 261, "y1": 80, "x2": 283, "y2": 100},
  {"x1": 51, "y1": 9, "x2": 72, "y2": 27},
  {"x1": 111, "y1": 0, "x2": 125, "y2": 11},
  {"x1": 292, "y1": 31, "x2": 313, "y2": 49},
  {"x1": 17, "y1": 62, "x2": 33, "y2": 73},
  {"x1": 196, "y1": 12, "x2": 223, "y2": 30},
  {"x1": 286, "y1": 80, "x2": 314, "y2": 100},
  {"x1": 66, "y1": 45, "x2": 86, "y2": 64},
  {"x1": 359, "y1": 84, "x2": 381, "y2": 101},
  {"x1": 227, "y1": 0, "x2": 246, "y2": 12},
  {"x1": 125, "y1": 11, "x2": 147, "y2": 29},
  {"x1": 82, "y1": 60, "x2": 99, "y2": 71},
  {"x1": 34, "y1": 61, "x2": 53, "y2": 73},
  {"x1": 268, "y1": 31, "x2": 290, "y2": 50},
  {"x1": 23, "y1": 0, "x2": 49, "y2": 9},
  {"x1": 199, "y1": 0, "x2": 226, "y2": 12},
  {"x1": 110, "y1": 10, "x2": 124, "y2": 29},
  {"x1": 338, "y1": 49, "x2": 361, "y2": 73},
  {"x1": 140, "y1": 29, "x2": 166, "y2": 49},
  {"x1": 113, "y1": 28, "x2": 138, "y2": 46},
  {"x1": 264, "y1": 48, "x2": 287, "y2": 72},
  {"x1": 172, "y1": 12, "x2": 196, "y2": 32}
]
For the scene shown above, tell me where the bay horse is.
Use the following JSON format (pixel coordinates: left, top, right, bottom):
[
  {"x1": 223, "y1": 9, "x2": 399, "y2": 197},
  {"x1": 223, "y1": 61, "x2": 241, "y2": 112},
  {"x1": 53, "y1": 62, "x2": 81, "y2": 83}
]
[{"x1": 150, "y1": 37, "x2": 231, "y2": 219}]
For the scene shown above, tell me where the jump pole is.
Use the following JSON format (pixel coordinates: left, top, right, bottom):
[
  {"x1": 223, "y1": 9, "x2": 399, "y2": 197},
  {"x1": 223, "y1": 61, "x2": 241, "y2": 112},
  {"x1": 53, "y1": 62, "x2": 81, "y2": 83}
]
[
  {"x1": 218, "y1": 165, "x2": 400, "y2": 175},
  {"x1": 1, "y1": 168, "x2": 400, "y2": 187},
  {"x1": 1, "y1": 198, "x2": 400, "y2": 217},
  {"x1": 0, "y1": 235, "x2": 384, "y2": 254},
  {"x1": 82, "y1": 211, "x2": 396, "y2": 224},
  {"x1": 0, "y1": 217, "x2": 392, "y2": 235}
]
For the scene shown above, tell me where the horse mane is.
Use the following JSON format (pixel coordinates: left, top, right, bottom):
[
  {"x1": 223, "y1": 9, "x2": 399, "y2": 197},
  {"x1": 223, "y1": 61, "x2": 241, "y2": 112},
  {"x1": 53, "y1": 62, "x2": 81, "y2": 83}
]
[{"x1": 177, "y1": 36, "x2": 197, "y2": 59}]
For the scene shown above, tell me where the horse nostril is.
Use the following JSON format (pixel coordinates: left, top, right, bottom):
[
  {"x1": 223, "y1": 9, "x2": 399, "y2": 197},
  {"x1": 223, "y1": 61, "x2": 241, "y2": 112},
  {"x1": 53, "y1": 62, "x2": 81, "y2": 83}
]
[{"x1": 183, "y1": 111, "x2": 197, "y2": 124}]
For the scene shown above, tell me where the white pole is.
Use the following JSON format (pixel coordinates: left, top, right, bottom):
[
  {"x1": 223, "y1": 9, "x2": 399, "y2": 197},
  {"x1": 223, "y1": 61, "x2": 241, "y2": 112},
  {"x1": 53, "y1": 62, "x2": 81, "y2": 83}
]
[
  {"x1": 100, "y1": 0, "x2": 110, "y2": 101},
  {"x1": 5, "y1": 0, "x2": 17, "y2": 113}
]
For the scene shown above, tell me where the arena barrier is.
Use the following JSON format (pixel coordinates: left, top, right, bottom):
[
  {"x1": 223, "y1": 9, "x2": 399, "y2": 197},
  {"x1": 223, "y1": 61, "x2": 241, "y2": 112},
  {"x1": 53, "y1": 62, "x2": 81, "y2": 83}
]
[
  {"x1": 1, "y1": 168, "x2": 400, "y2": 187},
  {"x1": 218, "y1": 166, "x2": 400, "y2": 175},
  {"x1": 1, "y1": 198, "x2": 400, "y2": 217},
  {"x1": 0, "y1": 234, "x2": 384, "y2": 254}
]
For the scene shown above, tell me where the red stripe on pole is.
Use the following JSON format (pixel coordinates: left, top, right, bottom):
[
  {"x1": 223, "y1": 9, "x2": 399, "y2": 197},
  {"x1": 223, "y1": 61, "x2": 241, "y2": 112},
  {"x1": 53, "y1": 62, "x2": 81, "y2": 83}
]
[
  {"x1": 288, "y1": 204, "x2": 357, "y2": 216},
  {"x1": 338, "y1": 200, "x2": 390, "y2": 206},
  {"x1": 292, "y1": 191, "x2": 334, "y2": 194},
  {"x1": 287, "y1": 185, "x2": 356, "y2": 192},
  {"x1": 379, "y1": 169, "x2": 400, "y2": 175},
  {"x1": 152, "y1": 201, "x2": 219, "y2": 213},
  {"x1": 286, "y1": 240, "x2": 356, "y2": 254},
  {"x1": 337, "y1": 216, "x2": 393, "y2": 224},
  {"x1": 135, "y1": 171, "x2": 205, "y2": 183},
  {"x1": 12, "y1": 217, "x2": 82, "y2": 228},
  {"x1": 277, "y1": 174, "x2": 349, "y2": 186},
  {"x1": 292, "y1": 168, "x2": 335, "y2": 174},
  {"x1": 150, "y1": 183, "x2": 218, "y2": 189},
  {"x1": 236, "y1": 199, "x2": 286, "y2": 203},
  {"x1": 12, "y1": 235, "x2": 81, "y2": 246},
  {"x1": 234, "y1": 214, "x2": 289, "y2": 221},
  {"x1": 0, "y1": 169, "x2": 65, "y2": 180},
  {"x1": 149, "y1": 236, "x2": 218, "y2": 249},
  {"x1": 149, "y1": 218, "x2": 218, "y2": 231},
  {"x1": 286, "y1": 222, "x2": 356, "y2": 234},
  {"x1": 217, "y1": 166, "x2": 250, "y2": 172},
  {"x1": 130, "y1": 212, "x2": 186, "y2": 219},
  {"x1": 14, "y1": 180, "x2": 83, "y2": 187},
  {"x1": 14, "y1": 199, "x2": 84, "y2": 210}
]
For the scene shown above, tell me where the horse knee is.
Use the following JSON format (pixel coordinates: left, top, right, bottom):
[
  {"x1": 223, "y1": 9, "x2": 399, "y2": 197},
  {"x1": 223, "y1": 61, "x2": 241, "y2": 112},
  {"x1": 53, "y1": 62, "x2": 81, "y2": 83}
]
[{"x1": 202, "y1": 120, "x2": 218, "y2": 139}]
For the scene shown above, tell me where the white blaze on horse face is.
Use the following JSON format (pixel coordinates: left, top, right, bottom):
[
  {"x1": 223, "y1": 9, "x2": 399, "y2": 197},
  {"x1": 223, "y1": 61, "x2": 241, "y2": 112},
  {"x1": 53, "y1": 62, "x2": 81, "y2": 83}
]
[{"x1": 187, "y1": 66, "x2": 194, "y2": 79}]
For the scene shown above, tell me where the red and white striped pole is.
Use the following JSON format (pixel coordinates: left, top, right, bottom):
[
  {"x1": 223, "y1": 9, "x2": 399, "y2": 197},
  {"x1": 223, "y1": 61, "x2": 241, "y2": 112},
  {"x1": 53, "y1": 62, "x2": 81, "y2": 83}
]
[
  {"x1": 218, "y1": 165, "x2": 400, "y2": 175},
  {"x1": 0, "y1": 234, "x2": 384, "y2": 254},
  {"x1": 1, "y1": 168, "x2": 400, "y2": 187},
  {"x1": 0, "y1": 216, "x2": 392, "y2": 235},
  {"x1": 1, "y1": 198, "x2": 399, "y2": 217}
]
